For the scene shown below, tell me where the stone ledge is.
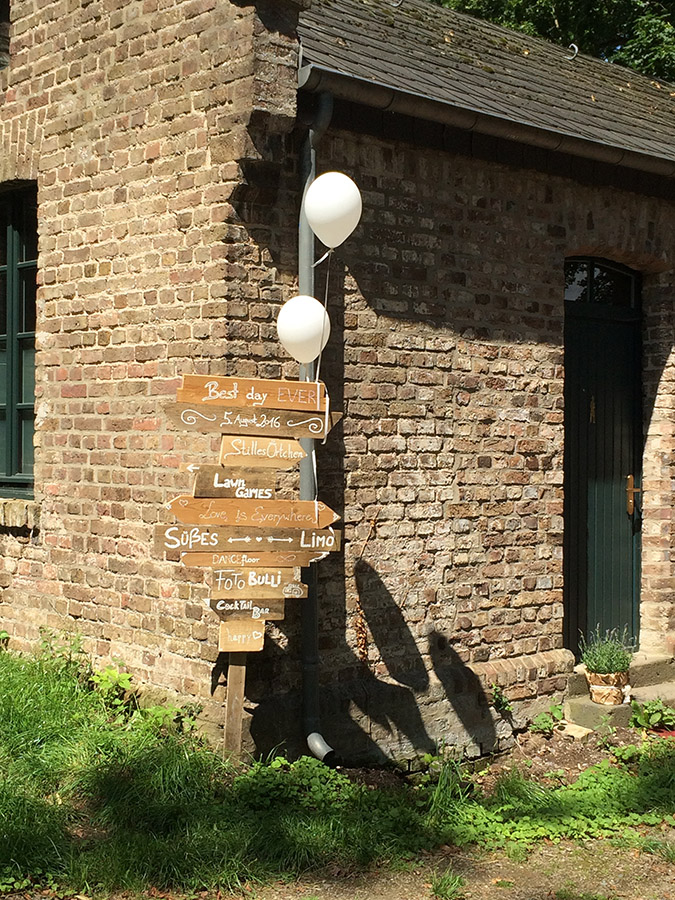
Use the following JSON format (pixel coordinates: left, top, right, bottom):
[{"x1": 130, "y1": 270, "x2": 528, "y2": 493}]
[
  {"x1": 0, "y1": 499, "x2": 40, "y2": 531},
  {"x1": 472, "y1": 648, "x2": 576, "y2": 688}
]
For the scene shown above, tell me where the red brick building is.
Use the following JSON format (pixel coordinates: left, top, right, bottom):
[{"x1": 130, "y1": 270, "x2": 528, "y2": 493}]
[{"x1": 0, "y1": 0, "x2": 673, "y2": 761}]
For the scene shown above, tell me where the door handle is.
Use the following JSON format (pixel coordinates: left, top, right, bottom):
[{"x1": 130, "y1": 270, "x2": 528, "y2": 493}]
[{"x1": 626, "y1": 474, "x2": 641, "y2": 515}]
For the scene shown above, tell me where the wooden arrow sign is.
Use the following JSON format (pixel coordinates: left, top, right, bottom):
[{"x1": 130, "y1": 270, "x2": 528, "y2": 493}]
[
  {"x1": 154, "y1": 524, "x2": 342, "y2": 554},
  {"x1": 219, "y1": 436, "x2": 306, "y2": 469},
  {"x1": 211, "y1": 566, "x2": 298, "y2": 596},
  {"x1": 178, "y1": 376, "x2": 326, "y2": 412},
  {"x1": 192, "y1": 467, "x2": 276, "y2": 500},
  {"x1": 218, "y1": 620, "x2": 265, "y2": 652},
  {"x1": 165, "y1": 403, "x2": 341, "y2": 440},
  {"x1": 166, "y1": 496, "x2": 340, "y2": 529},
  {"x1": 181, "y1": 549, "x2": 329, "y2": 567},
  {"x1": 209, "y1": 596, "x2": 285, "y2": 622}
]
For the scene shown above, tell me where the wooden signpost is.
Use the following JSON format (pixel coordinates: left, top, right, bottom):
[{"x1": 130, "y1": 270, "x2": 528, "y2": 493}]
[
  {"x1": 210, "y1": 566, "x2": 302, "y2": 598},
  {"x1": 166, "y1": 496, "x2": 340, "y2": 529},
  {"x1": 165, "y1": 402, "x2": 342, "y2": 440},
  {"x1": 209, "y1": 596, "x2": 286, "y2": 621},
  {"x1": 180, "y1": 550, "x2": 329, "y2": 568},
  {"x1": 178, "y1": 375, "x2": 326, "y2": 412},
  {"x1": 219, "y1": 435, "x2": 306, "y2": 468},
  {"x1": 153, "y1": 524, "x2": 342, "y2": 554},
  {"x1": 193, "y1": 467, "x2": 275, "y2": 499},
  {"x1": 160, "y1": 376, "x2": 342, "y2": 757}
]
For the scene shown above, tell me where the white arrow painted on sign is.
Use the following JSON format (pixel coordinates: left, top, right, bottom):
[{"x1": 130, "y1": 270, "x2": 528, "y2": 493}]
[{"x1": 268, "y1": 536, "x2": 293, "y2": 543}]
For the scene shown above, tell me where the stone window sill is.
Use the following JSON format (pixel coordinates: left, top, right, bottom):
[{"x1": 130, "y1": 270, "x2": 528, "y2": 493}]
[{"x1": 0, "y1": 499, "x2": 40, "y2": 530}]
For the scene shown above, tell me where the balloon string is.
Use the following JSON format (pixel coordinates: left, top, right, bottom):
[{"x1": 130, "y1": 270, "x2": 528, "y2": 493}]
[
  {"x1": 312, "y1": 247, "x2": 332, "y2": 268},
  {"x1": 314, "y1": 248, "x2": 332, "y2": 385}
]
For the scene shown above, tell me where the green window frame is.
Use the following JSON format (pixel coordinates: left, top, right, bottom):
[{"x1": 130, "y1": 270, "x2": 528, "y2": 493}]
[{"x1": 0, "y1": 187, "x2": 37, "y2": 499}]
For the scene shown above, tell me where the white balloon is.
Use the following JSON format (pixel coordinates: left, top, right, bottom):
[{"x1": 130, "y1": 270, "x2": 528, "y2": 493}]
[
  {"x1": 303, "y1": 171, "x2": 362, "y2": 248},
  {"x1": 276, "y1": 295, "x2": 331, "y2": 364}
]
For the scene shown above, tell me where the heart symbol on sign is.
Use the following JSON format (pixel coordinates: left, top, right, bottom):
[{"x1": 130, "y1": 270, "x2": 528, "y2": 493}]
[{"x1": 179, "y1": 498, "x2": 189, "y2": 507}]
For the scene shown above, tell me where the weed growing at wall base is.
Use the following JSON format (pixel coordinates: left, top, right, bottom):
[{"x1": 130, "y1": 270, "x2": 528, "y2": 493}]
[{"x1": 1, "y1": 643, "x2": 675, "y2": 894}]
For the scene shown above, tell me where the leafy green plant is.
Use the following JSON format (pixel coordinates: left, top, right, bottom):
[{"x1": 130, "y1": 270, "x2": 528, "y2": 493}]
[
  {"x1": 629, "y1": 698, "x2": 675, "y2": 731},
  {"x1": 91, "y1": 665, "x2": 136, "y2": 721},
  {"x1": 579, "y1": 626, "x2": 633, "y2": 674},
  {"x1": 611, "y1": 744, "x2": 641, "y2": 764},
  {"x1": 430, "y1": 868, "x2": 465, "y2": 899},
  {"x1": 0, "y1": 630, "x2": 9, "y2": 650},
  {"x1": 595, "y1": 715, "x2": 617, "y2": 750},
  {"x1": 529, "y1": 703, "x2": 564, "y2": 737},
  {"x1": 490, "y1": 683, "x2": 512, "y2": 716}
]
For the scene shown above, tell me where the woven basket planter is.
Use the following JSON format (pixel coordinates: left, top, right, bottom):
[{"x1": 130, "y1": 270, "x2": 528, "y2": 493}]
[{"x1": 585, "y1": 669, "x2": 630, "y2": 705}]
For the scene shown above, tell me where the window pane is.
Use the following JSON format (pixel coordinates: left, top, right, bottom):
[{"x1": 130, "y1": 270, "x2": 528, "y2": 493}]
[
  {"x1": 19, "y1": 267, "x2": 36, "y2": 332},
  {"x1": 20, "y1": 341, "x2": 34, "y2": 404},
  {"x1": 0, "y1": 409, "x2": 5, "y2": 475},
  {"x1": 593, "y1": 264, "x2": 633, "y2": 307},
  {"x1": 0, "y1": 336, "x2": 5, "y2": 404},
  {"x1": 0, "y1": 203, "x2": 7, "y2": 266},
  {"x1": 0, "y1": 271, "x2": 6, "y2": 335},
  {"x1": 564, "y1": 261, "x2": 589, "y2": 303},
  {"x1": 19, "y1": 413, "x2": 34, "y2": 474},
  {"x1": 19, "y1": 197, "x2": 38, "y2": 263}
]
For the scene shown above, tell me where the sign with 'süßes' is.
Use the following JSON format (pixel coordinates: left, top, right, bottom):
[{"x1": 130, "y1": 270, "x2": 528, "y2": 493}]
[{"x1": 154, "y1": 524, "x2": 342, "y2": 554}]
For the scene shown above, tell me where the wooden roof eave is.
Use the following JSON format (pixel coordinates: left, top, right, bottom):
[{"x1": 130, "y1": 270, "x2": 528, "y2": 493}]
[{"x1": 299, "y1": 62, "x2": 675, "y2": 179}]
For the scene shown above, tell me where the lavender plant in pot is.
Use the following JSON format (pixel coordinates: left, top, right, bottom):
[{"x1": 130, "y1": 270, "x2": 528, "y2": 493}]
[{"x1": 580, "y1": 626, "x2": 634, "y2": 705}]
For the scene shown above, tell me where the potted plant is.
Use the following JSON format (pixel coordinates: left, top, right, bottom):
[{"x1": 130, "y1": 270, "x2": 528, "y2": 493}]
[{"x1": 579, "y1": 626, "x2": 634, "y2": 705}]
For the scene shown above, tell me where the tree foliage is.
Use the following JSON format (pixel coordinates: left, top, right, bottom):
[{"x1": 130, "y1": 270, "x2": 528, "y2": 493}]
[{"x1": 434, "y1": 0, "x2": 675, "y2": 81}]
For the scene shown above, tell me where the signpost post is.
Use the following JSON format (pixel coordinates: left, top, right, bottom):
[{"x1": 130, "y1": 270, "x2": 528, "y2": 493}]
[{"x1": 160, "y1": 375, "x2": 342, "y2": 757}]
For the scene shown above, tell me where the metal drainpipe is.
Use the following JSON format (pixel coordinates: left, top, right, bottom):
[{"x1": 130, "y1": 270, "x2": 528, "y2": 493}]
[{"x1": 298, "y1": 91, "x2": 337, "y2": 766}]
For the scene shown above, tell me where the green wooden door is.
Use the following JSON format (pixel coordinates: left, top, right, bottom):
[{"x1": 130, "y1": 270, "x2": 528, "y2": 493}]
[{"x1": 563, "y1": 259, "x2": 642, "y2": 655}]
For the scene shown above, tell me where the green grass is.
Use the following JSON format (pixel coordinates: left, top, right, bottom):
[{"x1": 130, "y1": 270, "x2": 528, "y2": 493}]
[
  {"x1": 1, "y1": 642, "x2": 675, "y2": 895},
  {"x1": 430, "y1": 868, "x2": 465, "y2": 899}
]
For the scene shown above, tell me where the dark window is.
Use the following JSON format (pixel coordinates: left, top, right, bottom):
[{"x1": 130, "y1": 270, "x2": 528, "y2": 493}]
[
  {"x1": 0, "y1": 1, "x2": 8, "y2": 70},
  {"x1": 564, "y1": 258, "x2": 637, "y2": 308},
  {"x1": 0, "y1": 187, "x2": 37, "y2": 498}
]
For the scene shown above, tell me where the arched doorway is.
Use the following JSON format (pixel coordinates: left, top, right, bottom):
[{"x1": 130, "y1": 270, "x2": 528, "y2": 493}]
[{"x1": 563, "y1": 258, "x2": 642, "y2": 656}]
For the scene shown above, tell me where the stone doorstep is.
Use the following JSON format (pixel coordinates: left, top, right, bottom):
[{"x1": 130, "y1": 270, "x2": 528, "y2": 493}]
[{"x1": 567, "y1": 652, "x2": 675, "y2": 698}]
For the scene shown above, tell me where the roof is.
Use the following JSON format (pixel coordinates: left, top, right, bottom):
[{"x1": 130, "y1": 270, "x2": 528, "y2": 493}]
[{"x1": 298, "y1": 0, "x2": 675, "y2": 176}]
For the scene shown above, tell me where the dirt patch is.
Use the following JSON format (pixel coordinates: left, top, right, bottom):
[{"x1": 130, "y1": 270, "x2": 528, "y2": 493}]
[{"x1": 255, "y1": 837, "x2": 675, "y2": 900}]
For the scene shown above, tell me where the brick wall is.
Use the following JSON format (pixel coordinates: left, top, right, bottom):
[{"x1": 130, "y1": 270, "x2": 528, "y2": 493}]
[
  {"x1": 0, "y1": 0, "x2": 305, "y2": 732},
  {"x1": 247, "y1": 124, "x2": 675, "y2": 761}
]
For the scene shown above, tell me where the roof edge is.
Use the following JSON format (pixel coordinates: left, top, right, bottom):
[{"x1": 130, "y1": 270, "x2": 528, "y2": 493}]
[{"x1": 299, "y1": 64, "x2": 675, "y2": 179}]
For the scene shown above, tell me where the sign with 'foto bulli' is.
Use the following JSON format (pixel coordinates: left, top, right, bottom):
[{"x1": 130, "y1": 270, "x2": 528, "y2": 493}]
[{"x1": 209, "y1": 566, "x2": 306, "y2": 600}]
